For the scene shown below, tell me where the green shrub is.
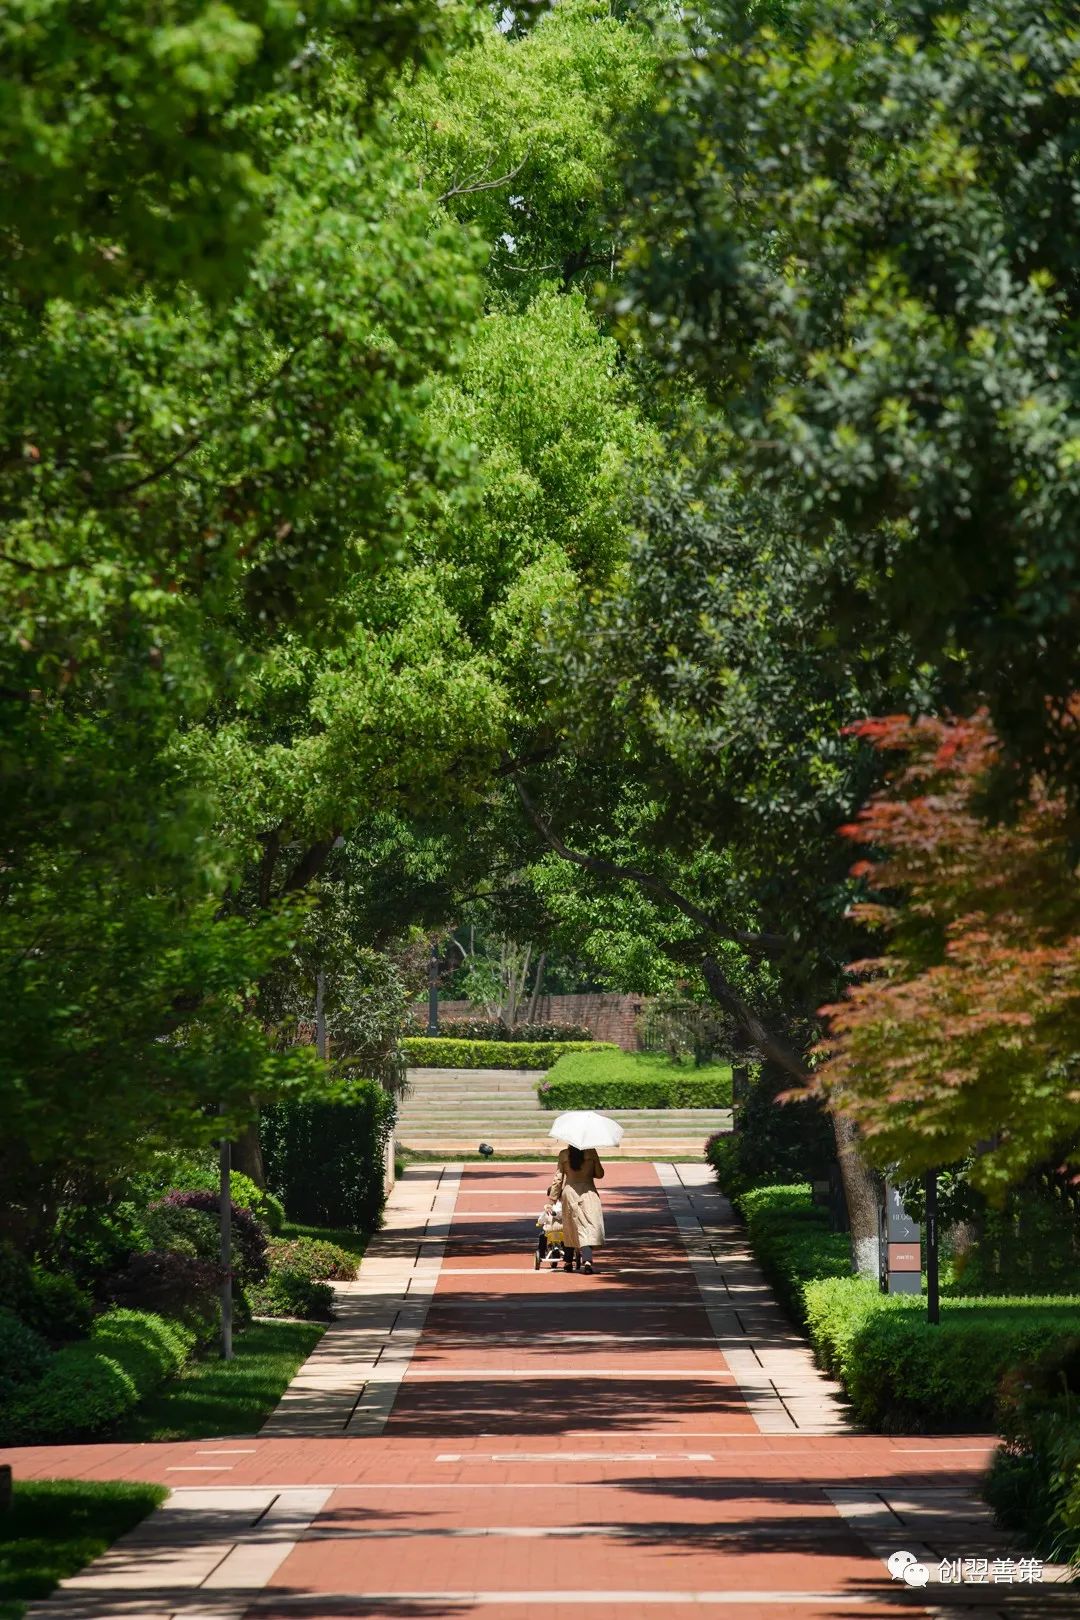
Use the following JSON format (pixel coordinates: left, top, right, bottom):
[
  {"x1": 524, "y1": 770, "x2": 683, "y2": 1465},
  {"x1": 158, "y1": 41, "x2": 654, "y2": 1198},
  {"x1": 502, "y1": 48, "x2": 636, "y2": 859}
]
[
  {"x1": 736, "y1": 1183, "x2": 852, "y2": 1324},
  {"x1": 539, "y1": 1046, "x2": 731, "y2": 1109},
  {"x1": 706, "y1": 1061, "x2": 834, "y2": 1199},
  {"x1": 437, "y1": 1020, "x2": 592, "y2": 1042},
  {"x1": 541, "y1": 1075, "x2": 732, "y2": 1110},
  {"x1": 986, "y1": 1337, "x2": 1080, "y2": 1560},
  {"x1": 262, "y1": 1076, "x2": 394, "y2": 1233},
  {"x1": 0, "y1": 1308, "x2": 51, "y2": 1403},
  {"x1": 267, "y1": 1237, "x2": 356, "y2": 1282},
  {"x1": 0, "y1": 1245, "x2": 94, "y2": 1342},
  {"x1": 809, "y1": 1287, "x2": 1080, "y2": 1431},
  {"x1": 141, "y1": 1202, "x2": 220, "y2": 1262},
  {"x1": 0, "y1": 1307, "x2": 197, "y2": 1445},
  {"x1": 402, "y1": 1037, "x2": 615, "y2": 1071},
  {"x1": 249, "y1": 1272, "x2": 334, "y2": 1321},
  {"x1": 106, "y1": 1249, "x2": 223, "y2": 1322}
]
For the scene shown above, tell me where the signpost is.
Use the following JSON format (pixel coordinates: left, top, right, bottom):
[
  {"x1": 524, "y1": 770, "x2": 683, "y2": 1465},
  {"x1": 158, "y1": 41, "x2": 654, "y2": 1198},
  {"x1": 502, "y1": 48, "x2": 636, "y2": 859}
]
[{"x1": 879, "y1": 1181, "x2": 921, "y2": 1294}]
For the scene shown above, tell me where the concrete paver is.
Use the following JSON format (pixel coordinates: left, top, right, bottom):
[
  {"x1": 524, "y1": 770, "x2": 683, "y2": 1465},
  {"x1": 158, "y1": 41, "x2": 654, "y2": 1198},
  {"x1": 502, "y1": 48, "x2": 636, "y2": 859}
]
[{"x1": 4, "y1": 1160, "x2": 1076, "y2": 1618}]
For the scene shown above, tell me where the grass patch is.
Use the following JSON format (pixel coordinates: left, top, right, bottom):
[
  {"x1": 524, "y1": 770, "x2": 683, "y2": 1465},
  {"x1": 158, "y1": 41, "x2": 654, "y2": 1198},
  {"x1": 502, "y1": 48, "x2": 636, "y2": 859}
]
[
  {"x1": 278, "y1": 1220, "x2": 369, "y2": 1266},
  {"x1": 113, "y1": 1317, "x2": 324, "y2": 1441},
  {"x1": 539, "y1": 1047, "x2": 732, "y2": 1110},
  {"x1": 0, "y1": 1479, "x2": 166, "y2": 1619}
]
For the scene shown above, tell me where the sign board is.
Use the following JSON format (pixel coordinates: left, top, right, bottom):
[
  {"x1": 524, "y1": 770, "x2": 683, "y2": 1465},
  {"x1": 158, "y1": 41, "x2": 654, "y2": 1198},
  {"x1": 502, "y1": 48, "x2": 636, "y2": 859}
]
[{"x1": 879, "y1": 1182, "x2": 922, "y2": 1295}]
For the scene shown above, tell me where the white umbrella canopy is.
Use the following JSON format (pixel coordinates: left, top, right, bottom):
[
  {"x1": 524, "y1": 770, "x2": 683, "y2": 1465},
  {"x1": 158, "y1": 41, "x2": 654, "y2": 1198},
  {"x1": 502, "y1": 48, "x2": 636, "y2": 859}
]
[{"x1": 548, "y1": 1110, "x2": 625, "y2": 1150}]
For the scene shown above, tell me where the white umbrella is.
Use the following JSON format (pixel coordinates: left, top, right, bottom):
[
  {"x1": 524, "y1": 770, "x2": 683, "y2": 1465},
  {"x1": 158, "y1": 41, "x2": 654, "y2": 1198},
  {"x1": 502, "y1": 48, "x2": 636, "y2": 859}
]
[{"x1": 548, "y1": 1110, "x2": 624, "y2": 1150}]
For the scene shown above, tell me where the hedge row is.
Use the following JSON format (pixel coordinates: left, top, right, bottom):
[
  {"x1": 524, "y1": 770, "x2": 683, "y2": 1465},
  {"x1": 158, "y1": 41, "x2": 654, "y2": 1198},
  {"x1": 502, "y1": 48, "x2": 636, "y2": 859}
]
[
  {"x1": 402, "y1": 1038, "x2": 615, "y2": 1071},
  {"x1": 734, "y1": 1184, "x2": 1080, "y2": 1432},
  {"x1": 0, "y1": 1307, "x2": 200, "y2": 1445},
  {"x1": 539, "y1": 1076, "x2": 732, "y2": 1111}
]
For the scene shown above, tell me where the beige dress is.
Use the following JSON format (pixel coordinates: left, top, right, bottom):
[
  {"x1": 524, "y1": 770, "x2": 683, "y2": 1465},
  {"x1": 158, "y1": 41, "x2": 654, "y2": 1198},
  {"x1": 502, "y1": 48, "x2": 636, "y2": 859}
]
[{"x1": 549, "y1": 1148, "x2": 605, "y2": 1250}]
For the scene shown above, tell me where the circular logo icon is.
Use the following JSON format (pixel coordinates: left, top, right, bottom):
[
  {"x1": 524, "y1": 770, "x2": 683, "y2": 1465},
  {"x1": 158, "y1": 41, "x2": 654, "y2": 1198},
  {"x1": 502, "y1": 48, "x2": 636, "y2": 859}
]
[
  {"x1": 903, "y1": 1562, "x2": 930, "y2": 1587},
  {"x1": 887, "y1": 1552, "x2": 916, "y2": 1579}
]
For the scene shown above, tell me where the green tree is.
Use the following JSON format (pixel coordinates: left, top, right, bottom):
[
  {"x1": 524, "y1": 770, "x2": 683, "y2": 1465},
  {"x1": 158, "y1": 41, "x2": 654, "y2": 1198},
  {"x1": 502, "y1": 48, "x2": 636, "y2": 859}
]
[{"x1": 615, "y1": 0, "x2": 1080, "y2": 800}]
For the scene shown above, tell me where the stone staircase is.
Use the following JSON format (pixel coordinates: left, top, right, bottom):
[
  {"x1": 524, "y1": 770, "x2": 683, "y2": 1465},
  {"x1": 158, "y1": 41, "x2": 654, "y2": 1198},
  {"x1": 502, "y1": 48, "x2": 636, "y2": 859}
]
[{"x1": 397, "y1": 1066, "x2": 733, "y2": 1155}]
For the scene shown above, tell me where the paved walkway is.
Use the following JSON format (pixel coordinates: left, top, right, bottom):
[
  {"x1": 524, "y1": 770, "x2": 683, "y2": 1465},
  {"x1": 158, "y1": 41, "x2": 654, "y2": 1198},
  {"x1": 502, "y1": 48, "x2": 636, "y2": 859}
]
[{"x1": 4, "y1": 1163, "x2": 1076, "y2": 1618}]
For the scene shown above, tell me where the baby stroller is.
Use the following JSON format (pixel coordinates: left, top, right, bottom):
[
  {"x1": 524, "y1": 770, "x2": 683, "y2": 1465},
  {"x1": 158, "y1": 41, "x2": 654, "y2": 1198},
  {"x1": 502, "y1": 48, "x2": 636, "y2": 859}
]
[{"x1": 534, "y1": 1197, "x2": 566, "y2": 1269}]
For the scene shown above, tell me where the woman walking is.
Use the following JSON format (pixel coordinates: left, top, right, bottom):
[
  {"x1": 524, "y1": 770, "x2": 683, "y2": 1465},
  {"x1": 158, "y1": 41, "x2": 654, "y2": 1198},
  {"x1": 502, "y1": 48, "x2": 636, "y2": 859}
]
[{"x1": 549, "y1": 1144, "x2": 605, "y2": 1274}]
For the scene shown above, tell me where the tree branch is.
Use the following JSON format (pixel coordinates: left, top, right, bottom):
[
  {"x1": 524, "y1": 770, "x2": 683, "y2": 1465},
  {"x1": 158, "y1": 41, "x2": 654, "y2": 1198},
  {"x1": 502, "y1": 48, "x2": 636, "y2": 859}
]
[
  {"x1": 439, "y1": 153, "x2": 529, "y2": 206},
  {"x1": 699, "y1": 954, "x2": 809, "y2": 1083},
  {"x1": 514, "y1": 778, "x2": 790, "y2": 954},
  {"x1": 280, "y1": 831, "x2": 341, "y2": 895}
]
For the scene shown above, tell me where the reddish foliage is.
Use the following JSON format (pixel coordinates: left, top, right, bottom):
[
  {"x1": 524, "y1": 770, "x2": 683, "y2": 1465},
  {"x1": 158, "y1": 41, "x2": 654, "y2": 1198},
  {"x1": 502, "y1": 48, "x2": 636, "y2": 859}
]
[{"x1": 814, "y1": 710, "x2": 1080, "y2": 1194}]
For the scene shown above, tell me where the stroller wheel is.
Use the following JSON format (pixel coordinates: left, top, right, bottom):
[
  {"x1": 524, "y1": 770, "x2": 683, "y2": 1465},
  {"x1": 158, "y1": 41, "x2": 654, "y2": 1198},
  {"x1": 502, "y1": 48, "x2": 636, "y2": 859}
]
[{"x1": 534, "y1": 1252, "x2": 541, "y2": 1270}]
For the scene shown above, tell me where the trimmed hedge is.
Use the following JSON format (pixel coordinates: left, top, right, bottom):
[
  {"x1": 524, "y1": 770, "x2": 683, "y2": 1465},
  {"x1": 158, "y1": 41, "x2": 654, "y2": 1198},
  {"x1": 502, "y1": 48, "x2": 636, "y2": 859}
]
[
  {"x1": 986, "y1": 1336, "x2": 1080, "y2": 1560},
  {"x1": 403, "y1": 1037, "x2": 615, "y2": 1071},
  {"x1": 0, "y1": 1308, "x2": 199, "y2": 1445},
  {"x1": 736, "y1": 1183, "x2": 852, "y2": 1323},
  {"x1": 805, "y1": 1279, "x2": 1080, "y2": 1431},
  {"x1": 539, "y1": 1046, "x2": 732, "y2": 1109},
  {"x1": 541, "y1": 1076, "x2": 732, "y2": 1110},
  {"x1": 262, "y1": 1076, "x2": 394, "y2": 1232},
  {"x1": 736, "y1": 1183, "x2": 1080, "y2": 1432},
  {"x1": 437, "y1": 1020, "x2": 592, "y2": 1043}
]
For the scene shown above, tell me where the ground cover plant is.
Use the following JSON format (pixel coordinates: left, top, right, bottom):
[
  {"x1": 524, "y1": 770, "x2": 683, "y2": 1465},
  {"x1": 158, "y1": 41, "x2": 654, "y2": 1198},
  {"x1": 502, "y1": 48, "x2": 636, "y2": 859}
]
[
  {"x1": 0, "y1": 1479, "x2": 167, "y2": 1620},
  {"x1": 539, "y1": 1047, "x2": 732, "y2": 1110}
]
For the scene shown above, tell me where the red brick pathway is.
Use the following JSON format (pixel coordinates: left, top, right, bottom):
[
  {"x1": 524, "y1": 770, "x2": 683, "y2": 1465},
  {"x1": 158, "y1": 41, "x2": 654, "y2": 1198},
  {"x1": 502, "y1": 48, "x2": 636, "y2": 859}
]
[{"x1": 5, "y1": 1162, "x2": 1064, "y2": 1618}]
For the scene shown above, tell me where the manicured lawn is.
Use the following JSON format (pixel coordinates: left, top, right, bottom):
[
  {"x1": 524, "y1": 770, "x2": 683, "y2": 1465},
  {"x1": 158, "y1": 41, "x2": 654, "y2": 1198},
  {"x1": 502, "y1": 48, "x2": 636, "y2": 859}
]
[
  {"x1": 0, "y1": 1479, "x2": 166, "y2": 1619},
  {"x1": 278, "y1": 1220, "x2": 369, "y2": 1266},
  {"x1": 114, "y1": 1318, "x2": 324, "y2": 1442}
]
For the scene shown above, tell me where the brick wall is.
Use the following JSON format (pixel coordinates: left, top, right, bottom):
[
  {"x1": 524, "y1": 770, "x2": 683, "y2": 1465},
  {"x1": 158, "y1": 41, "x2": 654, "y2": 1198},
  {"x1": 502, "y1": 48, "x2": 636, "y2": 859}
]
[{"x1": 410, "y1": 992, "x2": 646, "y2": 1052}]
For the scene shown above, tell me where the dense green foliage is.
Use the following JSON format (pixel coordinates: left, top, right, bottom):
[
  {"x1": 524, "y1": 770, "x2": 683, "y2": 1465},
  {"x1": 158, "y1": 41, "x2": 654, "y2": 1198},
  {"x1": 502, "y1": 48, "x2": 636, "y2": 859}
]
[
  {"x1": 539, "y1": 1048, "x2": 732, "y2": 1109},
  {"x1": 0, "y1": 1308, "x2": 200, "y2": 1445},
  {"x1": 261, "y1": 1077, "x2": 394, "y2": 1230},
  {"x1": 0, "y1": 1479, "x2": 167, "y2": 1619},
  {"x1": 734, "y1": 1183, "x2": 1080, "y2": 1431},
  {"x1": 403, "y1": 1037, "x2": 615, "y2": 1071},
  {"x1": 988, "y1": 1337, "x2": 1080, "y2": 1562}
]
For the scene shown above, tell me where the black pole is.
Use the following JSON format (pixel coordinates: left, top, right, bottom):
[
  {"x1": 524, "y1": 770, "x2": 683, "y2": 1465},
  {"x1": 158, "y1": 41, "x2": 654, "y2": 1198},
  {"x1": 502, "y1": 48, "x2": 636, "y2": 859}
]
[
  {"x1": 925, "y1": 1168, "x2": 939, "y2": 1325},
  {"x1": 219, "y1": 1123, "x2": 233, "y2": 1360},
  {"x1": 427, "y1": 942, "x2": 439, "y2": 1037}
]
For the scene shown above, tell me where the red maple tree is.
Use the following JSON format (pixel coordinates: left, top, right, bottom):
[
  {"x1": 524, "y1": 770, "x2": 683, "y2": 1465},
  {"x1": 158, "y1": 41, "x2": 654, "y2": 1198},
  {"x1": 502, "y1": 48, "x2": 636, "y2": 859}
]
[{"x1": 814, "y1": 710, "x2": 1080, "y2": 1197}]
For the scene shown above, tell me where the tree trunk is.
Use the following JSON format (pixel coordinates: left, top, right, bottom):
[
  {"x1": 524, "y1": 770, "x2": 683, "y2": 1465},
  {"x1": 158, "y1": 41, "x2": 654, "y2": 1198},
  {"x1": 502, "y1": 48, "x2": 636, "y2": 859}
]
[
  {"x1": 526, "y1": 952, "x2": 546, "y2": 1026},
  {"x1": 831, "y1": 1109, "x2": 879, "y2": 1276},
  {"x1": 232, "y1": 1117, "x2": 266, "y2": 1189}
]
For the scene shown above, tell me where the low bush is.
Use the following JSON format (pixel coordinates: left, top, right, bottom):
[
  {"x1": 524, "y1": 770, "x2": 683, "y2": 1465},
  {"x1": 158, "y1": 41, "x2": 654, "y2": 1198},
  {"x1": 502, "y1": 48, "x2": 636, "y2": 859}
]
[
  {"x1": 437, "y1": 1020, "x2": 593, "y2": 1043},
  {"x1": 807, "y1": 1283, "x2": 1080, "y2": 1431},
  {"x1": 266, "y1": 1237, "x2": 356, "y2": 1282},
  {"x1": 736, "y1": 1184, "x2": 1080, "y2": 1432},
  {"x1": 0, "y1": 1308, "x2": 198, "y2": 1445},
  {"x1": 736, "y1": 1183, "x2": 852, "y2": 1324},
  {"x1": 0, "y1": 1308, "x2": 51, "y2": 1403},
  {"x1": 151, "y1": 1192, "x2": 268, "y2": 1283},
  {"x1": 140, "y1": 1202, "x2": 220, "y2": 1263},
  {"x1": 986, "y1": 1337, "x2": 1080, "y2": 1561},
  {"x1": 249, "y1": 1271, "x2": 334, "y2": 1321},
  {"x1": 106, "y1": 1249, "x2": 223, "y2": 1321},
  {"x1": 262, "y1": 1076, "x2": 395, "y2": 1233},
  {"x1": 402, "y1": 1037, "x2": 615, "y2": 1071},
  {"x1": 0, "y1": 1245, "x2": 94, "y2": 1342}
]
